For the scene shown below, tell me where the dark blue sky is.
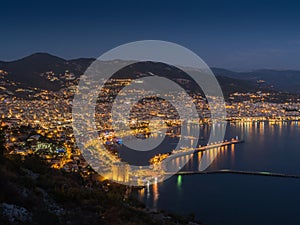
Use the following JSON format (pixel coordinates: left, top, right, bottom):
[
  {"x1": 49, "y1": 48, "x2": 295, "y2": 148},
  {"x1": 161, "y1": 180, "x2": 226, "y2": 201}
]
[{"x1": 2, "y1": 0, "x2": 300, "y2": 70}]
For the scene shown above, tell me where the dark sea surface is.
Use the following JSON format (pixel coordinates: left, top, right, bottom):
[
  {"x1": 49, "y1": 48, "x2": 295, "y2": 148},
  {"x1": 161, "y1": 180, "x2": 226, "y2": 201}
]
[{"x1": 138, "y1": 121, "x2": 300, "y2": 225}]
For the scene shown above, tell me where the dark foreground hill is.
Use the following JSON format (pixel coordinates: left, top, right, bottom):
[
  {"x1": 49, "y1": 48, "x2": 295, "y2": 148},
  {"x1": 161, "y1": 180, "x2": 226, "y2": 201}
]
[{"x1": 0, "y1": 154, "x2": 200, "y2": 225}]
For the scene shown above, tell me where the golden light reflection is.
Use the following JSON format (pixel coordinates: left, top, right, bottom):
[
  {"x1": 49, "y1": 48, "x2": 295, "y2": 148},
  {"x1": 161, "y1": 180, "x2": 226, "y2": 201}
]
[
  {"x1": 152, "y1": 181, "x2": 159, "y2": 208},
  {"x1": 198, "y1": 152, "x2": 202, "y2": 163},
  {"x1": 189, "y1": 153, "x2": 193, "y2": 170},
  {"x1": 231, "y1": 144, "x2": 235, "y2": 164},
  {"x1": 176, "y1": 157, "x2": 180, "y2": 166},
  {"x1": 138, "y1": 188, "x2": 145, "y2": 201}
]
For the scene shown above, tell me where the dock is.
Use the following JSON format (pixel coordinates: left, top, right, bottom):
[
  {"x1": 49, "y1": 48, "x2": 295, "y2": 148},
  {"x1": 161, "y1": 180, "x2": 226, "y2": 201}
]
[{"x1": 175, "y1": 169, "x2": 300, "y2": 179}]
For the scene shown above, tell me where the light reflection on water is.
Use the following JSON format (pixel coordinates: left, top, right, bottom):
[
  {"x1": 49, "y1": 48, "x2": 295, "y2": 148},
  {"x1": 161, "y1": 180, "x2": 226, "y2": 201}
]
[{"x1": 138, "y1": 121, "x2": 300, "y2": 225}]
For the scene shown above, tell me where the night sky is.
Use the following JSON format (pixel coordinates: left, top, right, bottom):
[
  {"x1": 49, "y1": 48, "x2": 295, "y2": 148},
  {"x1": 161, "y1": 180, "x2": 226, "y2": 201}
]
[{"x1": 2, "y1": 0, "x2": 300, "y2": 70}]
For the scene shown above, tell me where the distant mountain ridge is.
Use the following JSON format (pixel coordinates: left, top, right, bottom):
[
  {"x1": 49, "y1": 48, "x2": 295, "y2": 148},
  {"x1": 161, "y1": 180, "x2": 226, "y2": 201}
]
[
  {"x1": 0, "y1": 53, "x2": 299, "y2": 95},
  {"x1": 211, "y1": 67, "x2": 300, "y2": 94},
  {"x1": 0, "y1": 53, "x2": 94, "y2": 91}
]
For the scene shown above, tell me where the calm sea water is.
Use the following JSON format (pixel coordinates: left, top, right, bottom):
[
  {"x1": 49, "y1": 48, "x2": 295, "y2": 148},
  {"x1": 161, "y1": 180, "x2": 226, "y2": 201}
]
[{"x1": 138, "y1": 121, "x2": 300, "y2": 225}]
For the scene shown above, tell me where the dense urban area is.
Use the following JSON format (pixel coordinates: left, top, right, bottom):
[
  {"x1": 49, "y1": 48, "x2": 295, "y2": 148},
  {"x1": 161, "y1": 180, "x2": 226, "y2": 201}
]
[{"x1": 1, "y1": 57, "x2": 300, "y2": 224}]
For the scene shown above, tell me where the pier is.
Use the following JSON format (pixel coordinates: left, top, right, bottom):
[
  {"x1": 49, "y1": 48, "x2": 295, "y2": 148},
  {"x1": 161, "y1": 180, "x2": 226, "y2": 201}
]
[
  {"x1": 175, "y1": 169, "x2": 300, "y2": 179},
  {"x1": 164, "y1": 138, "x2": 244, "y2": 162},
  {"x1": 190, "y1": 138, "x2": 244, "y2": 152},
  {"x1": 162, "y1": 139, "x2": 300, "y2": 180}
]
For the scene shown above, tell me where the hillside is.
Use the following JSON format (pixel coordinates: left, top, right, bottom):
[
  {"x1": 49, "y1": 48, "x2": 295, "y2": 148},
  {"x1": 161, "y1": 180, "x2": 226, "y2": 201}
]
[
  {"x1": 0, "y1": 53, "x2": 94, "y2": 91},
  {"x1": 0, "y1": 53, "x2": 268, "y2": 96},
  {"x1": 211, "y1": 67, "x2": 300, "y2": 94},
  {"x1": 0, "y1": 53, "x2": 299, "y2": 101},
  {"x1": 0, "y1": 153, "x2": 200, "y2": 225}
]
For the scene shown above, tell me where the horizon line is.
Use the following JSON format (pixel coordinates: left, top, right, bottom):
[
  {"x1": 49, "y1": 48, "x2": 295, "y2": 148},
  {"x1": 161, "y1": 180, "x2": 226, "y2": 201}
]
[{"x1": 1, "y1": 52, "x2": 300, "y2": 73}]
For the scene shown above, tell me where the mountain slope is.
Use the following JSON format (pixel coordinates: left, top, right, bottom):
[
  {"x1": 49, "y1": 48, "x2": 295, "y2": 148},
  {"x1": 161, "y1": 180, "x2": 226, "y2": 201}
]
[
  {"x1": 0, "y1": 53, "x2": 94, "y2": 91},
  {"x1": 0, "y1": 152, "x2": 201, "y2": 225},
  {"x1": 0, "y1": 53, "x2": 298, "y2": 96},
  {"x1": 212, "y1": 68, "x2": 300, "y2": 93}
]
